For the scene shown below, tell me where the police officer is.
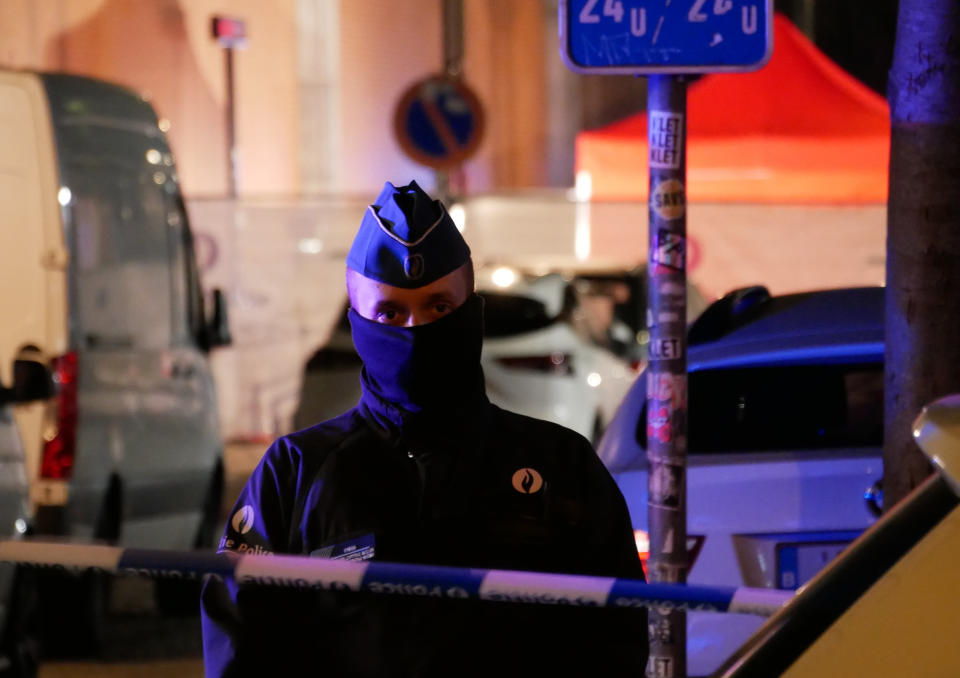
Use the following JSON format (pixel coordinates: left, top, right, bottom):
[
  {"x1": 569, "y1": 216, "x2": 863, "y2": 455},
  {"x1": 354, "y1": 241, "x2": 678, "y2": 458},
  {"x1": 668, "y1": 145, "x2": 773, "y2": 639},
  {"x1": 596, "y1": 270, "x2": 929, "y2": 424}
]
[{"x1": 201, "y1": 181, "x2": 647, "y2": 677}]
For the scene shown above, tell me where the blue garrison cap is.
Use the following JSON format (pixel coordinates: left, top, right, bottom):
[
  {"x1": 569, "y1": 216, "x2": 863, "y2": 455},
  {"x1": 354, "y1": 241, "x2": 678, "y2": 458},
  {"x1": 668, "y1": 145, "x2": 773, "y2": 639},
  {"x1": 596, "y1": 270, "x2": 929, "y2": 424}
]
[{"x1": 346, "y1": 180, "x2": 470, "y2": 288}]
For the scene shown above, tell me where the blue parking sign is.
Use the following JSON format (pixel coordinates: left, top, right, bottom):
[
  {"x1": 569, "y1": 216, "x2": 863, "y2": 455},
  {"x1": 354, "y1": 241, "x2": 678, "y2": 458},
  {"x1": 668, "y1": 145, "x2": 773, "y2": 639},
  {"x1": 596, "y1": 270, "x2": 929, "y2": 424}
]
[
  {"x1": 393, "y1": 75, "x2": 485, "y2": 170},
  {"x1": 560, "y1": 0, "x2": 773, "y2": 74}
]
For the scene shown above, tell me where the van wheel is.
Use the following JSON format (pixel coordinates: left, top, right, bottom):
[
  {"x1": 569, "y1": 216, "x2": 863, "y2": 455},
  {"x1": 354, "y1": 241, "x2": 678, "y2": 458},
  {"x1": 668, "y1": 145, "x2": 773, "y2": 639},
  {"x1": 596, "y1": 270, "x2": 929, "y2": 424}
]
[
  {"x1": 155, "y1": 462, "x2": 224, "y2": 616},
  {"x1": 0, "y1": 568, "x2": 40, "y2": 678}
]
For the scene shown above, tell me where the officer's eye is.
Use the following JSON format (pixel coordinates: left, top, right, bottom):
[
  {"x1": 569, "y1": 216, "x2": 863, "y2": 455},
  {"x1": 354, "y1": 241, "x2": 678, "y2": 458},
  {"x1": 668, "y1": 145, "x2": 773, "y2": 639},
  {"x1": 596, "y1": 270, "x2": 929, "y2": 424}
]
[
  {"x1": 377, "y1": 309, "x2": 399, "y2": 323},
  {"x1": 434, "y1": 303, "x2": 451, "y2": 314}
]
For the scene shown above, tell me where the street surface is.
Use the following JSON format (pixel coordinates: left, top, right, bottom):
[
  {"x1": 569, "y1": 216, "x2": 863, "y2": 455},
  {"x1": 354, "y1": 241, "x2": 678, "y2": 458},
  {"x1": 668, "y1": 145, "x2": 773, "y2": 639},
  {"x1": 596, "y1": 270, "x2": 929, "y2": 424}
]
[{"x1": 37, "y1": 441, "x2": 266, "y2": 677}]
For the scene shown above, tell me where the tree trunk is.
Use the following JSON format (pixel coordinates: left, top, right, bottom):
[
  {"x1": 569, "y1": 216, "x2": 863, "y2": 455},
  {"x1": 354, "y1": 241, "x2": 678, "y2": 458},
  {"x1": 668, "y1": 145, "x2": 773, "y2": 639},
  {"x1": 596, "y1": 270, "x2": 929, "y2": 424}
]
[{"x1": 883, "y1": 0, "x2": 960, "y2": 510}]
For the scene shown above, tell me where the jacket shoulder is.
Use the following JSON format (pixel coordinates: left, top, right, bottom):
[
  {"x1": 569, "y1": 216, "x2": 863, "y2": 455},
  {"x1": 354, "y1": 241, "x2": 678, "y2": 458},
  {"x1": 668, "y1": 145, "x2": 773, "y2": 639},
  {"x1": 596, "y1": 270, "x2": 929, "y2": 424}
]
[
  {"x1": 491, "y1": 405, "x2": 590, "y2": 447},
  {"x1": 489, "y1": 405, "x2": 593, "y2": 452},
  {"x1": 286, "y1": 408, "x2": 366, "y2": 446},
  {"x1": 230, "y1": 409, "x2": 368, "y2": 552},
  {"x1": 261, "y1": 409, "x2": 368, "y2": 478}
]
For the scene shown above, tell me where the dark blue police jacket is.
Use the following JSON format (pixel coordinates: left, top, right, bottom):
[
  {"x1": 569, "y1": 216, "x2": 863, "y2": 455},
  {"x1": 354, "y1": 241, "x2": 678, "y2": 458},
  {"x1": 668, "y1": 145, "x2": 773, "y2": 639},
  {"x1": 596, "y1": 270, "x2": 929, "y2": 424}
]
[{"x1": 201, "y1": 393, "x2": 647, "y2": 677}]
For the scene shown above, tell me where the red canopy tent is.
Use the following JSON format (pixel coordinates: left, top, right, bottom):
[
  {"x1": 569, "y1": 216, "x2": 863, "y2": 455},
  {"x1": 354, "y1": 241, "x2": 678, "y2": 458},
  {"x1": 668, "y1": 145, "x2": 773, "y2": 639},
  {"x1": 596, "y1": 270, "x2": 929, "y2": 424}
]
[{"x1": 575, "y1": 14, "x2": 890, "y2": 204}]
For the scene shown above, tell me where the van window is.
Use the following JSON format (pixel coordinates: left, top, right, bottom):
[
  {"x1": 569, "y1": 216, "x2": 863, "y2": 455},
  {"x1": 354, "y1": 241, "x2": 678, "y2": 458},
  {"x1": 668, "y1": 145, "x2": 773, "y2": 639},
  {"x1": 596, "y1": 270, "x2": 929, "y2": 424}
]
[
  {"x1": 68, "y1": 161, "x2": 177, "y2": 351},
  {"x1": 42, "y1": 74, "x2": 194, "y2": 352},
  {"x1": 685, "y1": 363, "x2": 884, "y2": 453}
]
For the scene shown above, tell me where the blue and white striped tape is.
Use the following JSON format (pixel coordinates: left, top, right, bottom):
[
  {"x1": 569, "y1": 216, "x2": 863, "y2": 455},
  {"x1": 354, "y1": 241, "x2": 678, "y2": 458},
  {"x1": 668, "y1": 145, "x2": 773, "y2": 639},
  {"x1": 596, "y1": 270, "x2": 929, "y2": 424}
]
[{"x1": 0, "y1": 540, "x2": 792, "y2": 616}]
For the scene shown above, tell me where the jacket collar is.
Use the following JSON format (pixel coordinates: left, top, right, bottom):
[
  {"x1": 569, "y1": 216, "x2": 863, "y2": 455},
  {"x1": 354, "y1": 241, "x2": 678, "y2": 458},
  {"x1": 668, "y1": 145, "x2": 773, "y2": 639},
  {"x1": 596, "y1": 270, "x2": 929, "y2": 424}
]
[{"x1": 357, "y1": 366, "x2": 491, "y2": 452}]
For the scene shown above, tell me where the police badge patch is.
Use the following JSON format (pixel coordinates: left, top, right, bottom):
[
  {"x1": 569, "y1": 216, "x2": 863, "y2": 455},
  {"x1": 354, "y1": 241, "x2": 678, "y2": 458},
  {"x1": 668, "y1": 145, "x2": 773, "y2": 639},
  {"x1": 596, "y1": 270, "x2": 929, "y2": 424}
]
[
  {"x1": 311, "y1": 533, "x2": 376, "y2": 561},
  {"x1": 231, "y1": 505, "x2": 255, "y2": 535},
  {"x1": 403, "y1": 253, "x2": 425, "y2": 280}
]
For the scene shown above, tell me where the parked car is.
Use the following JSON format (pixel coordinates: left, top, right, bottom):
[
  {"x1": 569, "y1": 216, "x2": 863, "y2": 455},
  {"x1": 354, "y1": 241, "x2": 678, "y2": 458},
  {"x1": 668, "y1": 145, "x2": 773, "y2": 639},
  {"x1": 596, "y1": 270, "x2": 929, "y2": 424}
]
[
  {"x1": 479, "y1": 270, "x2": 640, "y2": 441},
  {"x1": 719, "y1": 394, "x2": 960, "y2": 678},
  {"x1": 597, "y1": 286, "x2": 885, "y2": 676},
  {"x1": 0, "y1": 69, "x2": 231, "y2": 649}
]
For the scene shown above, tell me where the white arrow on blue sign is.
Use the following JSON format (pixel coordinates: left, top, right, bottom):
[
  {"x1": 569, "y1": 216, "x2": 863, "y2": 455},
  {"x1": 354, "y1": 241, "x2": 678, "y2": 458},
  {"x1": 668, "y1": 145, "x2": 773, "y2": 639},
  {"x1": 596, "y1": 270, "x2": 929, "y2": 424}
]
[{"x1": 560, "y1": 0, "x2": 773, "y2": 74}]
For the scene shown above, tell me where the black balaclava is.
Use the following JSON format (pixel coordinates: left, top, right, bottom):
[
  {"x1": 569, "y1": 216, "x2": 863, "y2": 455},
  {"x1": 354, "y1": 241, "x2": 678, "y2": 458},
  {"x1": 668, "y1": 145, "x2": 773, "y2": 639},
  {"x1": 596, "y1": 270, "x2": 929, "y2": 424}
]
[{"x1": 349, "y1": 294, "x2": 486, "y2": 441}]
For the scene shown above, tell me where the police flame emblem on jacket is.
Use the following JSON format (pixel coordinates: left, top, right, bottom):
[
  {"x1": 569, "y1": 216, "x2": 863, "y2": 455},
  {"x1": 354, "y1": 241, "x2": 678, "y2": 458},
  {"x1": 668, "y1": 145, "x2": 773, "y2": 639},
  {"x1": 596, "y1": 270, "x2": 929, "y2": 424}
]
[
  {"x1": 231, "y1": 505, "x2": 255, "y2": 535},
  {"x1": 512, "y1": 467, "x2": 543, "y2": 494}
]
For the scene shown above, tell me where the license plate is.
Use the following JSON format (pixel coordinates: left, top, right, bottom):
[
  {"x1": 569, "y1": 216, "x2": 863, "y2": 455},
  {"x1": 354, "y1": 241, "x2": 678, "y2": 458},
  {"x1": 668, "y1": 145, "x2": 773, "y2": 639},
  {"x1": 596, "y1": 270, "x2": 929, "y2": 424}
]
[{"x1": 777, "y1": 541, "x2": 850, "y2": 590}]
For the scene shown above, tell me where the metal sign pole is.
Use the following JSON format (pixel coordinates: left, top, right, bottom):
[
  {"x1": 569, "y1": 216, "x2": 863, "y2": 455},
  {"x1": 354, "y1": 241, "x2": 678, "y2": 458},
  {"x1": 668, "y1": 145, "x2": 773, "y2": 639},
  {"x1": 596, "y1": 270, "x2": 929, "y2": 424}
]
[
  {"x1": 211, "y1": 16, "x2": 247, "y2": 199},
  {"x1": 437, "y1": 0, "x2": 465, "y2": 203},
  {"x1": 392, "y1": 6, "x2": 483, "y2": 191},
  {"x1": 559, "y1": 4, "x2": 772, "y2": 675},
  {"x1": 443, "y1": 0, "x2": 464, "y2": 77},
  {"x1": 224, "y1": 46, "x2": 237, "y2": 199},
  {"x1": 645, "y1": 73, "x2": 688, "y2": 678}
]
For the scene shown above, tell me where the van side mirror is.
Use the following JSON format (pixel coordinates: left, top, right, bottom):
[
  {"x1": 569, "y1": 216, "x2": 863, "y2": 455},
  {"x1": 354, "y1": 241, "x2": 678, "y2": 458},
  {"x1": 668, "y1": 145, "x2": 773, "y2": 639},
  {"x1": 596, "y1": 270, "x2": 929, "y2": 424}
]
[
  {"x1": 205, "y1": 288, "x2": 232, "y2": 349},
  {"x1": 10, "y1": 358, "x2": 55, "y2": 403}
]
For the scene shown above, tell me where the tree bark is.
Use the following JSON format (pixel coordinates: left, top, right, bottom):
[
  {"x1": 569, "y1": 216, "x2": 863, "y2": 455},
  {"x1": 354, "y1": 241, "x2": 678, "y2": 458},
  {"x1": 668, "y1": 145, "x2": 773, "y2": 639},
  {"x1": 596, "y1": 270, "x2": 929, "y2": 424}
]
[{"x1": 884, "y1": 0, "x2": 960, "y2": 510}]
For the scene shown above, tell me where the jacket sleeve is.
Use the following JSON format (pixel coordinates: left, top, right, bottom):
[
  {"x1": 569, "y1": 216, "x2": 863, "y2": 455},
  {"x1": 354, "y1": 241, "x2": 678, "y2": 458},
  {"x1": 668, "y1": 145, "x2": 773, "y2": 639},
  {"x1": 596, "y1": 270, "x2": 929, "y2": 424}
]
[
  {"x1": 605, "y1": 463, "x2": 647, "y2": 582},
  {"x1": 200, "y1": 439, "x2": 299, "y2": 678},
  {"x1": 578, "y1": 436, "x2": 650, "y2": 673},
  {"x1": 575, "y1": 435, "x2": 645, "y2": 580}
]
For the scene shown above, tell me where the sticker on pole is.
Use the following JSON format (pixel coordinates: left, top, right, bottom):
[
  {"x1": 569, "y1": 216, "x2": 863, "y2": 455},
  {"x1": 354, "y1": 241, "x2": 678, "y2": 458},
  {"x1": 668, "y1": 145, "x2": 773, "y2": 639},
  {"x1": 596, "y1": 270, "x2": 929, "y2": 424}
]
[
  {"x1": 649, "y1": 111, "x2": 684, "y2": 169},
  {"x1": 559, "y1": 0, "x2": 773, "y2": 74},
  {"x1": 652, "y1": 180, "x2": 686, "y2": 220},
  {"x1": 652, "y1": 229, "x2": 686, "y2": 272},
  {"x1": 393, "y1": 75, "x2": 485, "y2": 170}
]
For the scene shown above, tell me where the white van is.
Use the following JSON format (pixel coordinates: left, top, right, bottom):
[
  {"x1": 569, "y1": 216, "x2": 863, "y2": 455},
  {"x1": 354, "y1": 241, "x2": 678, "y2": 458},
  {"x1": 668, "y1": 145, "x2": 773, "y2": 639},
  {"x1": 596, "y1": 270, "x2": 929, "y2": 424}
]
[{"x1": 0, "y1": 69, "x2": 229, "y2": 559}]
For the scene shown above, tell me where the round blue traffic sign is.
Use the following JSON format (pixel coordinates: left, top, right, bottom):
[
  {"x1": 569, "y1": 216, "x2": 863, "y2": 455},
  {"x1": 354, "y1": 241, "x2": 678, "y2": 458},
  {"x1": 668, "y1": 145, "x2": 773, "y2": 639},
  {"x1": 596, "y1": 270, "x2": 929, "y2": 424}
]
[{"x1": 393, "y1": 75, "x2": 485, "y2": 169}]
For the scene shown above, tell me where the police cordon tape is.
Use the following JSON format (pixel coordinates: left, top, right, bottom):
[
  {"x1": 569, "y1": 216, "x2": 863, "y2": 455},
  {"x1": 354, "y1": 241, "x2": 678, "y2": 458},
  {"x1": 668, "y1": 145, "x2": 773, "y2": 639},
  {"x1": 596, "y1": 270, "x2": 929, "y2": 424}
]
[{"x1": 0, "y1": 540, "x2": 792, "y2": 616}]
